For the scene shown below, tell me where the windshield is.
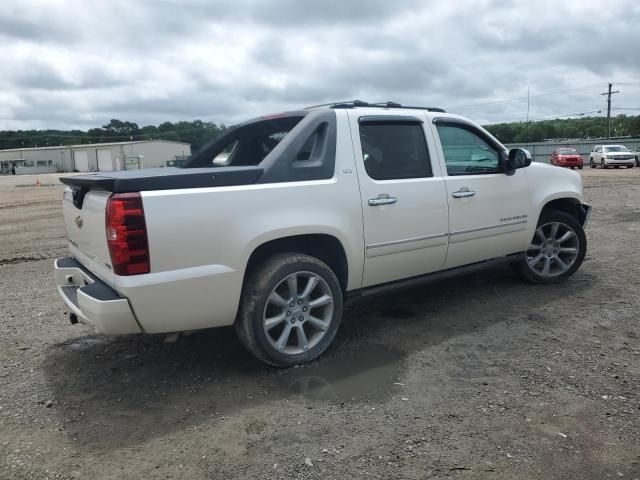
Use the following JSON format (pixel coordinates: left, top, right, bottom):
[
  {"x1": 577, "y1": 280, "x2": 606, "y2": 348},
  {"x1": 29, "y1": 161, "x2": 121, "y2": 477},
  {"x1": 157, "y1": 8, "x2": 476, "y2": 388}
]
[
  {"x1": 603, "y1": 146, "x2": 629, "y2": 153},
  {"x1": 557, "y1": 149, "x2": 578, "y2": 155}
]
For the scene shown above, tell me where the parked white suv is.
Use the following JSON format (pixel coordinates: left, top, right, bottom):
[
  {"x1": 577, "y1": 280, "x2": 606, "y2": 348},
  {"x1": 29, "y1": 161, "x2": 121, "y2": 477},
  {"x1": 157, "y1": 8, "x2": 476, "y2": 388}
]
[
  {"x1": 589, "y1": 145, "x2": 635, "y2": 168},
  {"x1": 54, "y1": 101, "x2": 591, "y2": 366}
]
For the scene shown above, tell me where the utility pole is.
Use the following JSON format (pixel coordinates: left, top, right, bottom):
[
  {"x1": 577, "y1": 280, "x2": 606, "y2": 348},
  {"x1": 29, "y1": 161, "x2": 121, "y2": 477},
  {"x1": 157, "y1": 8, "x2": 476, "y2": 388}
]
[
  {"x1": 601, "y1": 83, "x2": 620, "y2": 139},
  {"x1": 525, "y1": 86, "x2": 530, "y2": 143}
]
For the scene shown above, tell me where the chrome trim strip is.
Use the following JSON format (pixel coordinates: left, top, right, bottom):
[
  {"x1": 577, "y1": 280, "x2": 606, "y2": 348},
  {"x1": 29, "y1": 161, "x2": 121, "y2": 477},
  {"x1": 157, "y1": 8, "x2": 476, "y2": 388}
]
[
  {"x1": 366, "y1": 232, "x2": 449, "y2": 250},
  {"x1": 366, "y1": 220, "x2": 528, "y2": 250},
  {"x1": 450, "y1": 219, "x2": 528, "y2": 236}
]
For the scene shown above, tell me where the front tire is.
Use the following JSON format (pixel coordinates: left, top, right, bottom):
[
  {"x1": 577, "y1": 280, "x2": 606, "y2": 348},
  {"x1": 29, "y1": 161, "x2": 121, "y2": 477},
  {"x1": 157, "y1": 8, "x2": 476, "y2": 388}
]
[
  {"x1": 513, "y1": 210, "x2": 587, "y2": 284},
  {"x1": 235, "y1": 253, "x2": 343, "y2": 367},
  {"x1": 590, "y1": 159, "x2": 596, "y2": 168}
]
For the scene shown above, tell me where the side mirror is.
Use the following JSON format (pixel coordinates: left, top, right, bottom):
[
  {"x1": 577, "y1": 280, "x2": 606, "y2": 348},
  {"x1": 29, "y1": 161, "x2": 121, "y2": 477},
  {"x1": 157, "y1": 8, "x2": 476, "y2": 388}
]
[{"x1": 503, "y1": 148, "x2": 532, "y2": 175}]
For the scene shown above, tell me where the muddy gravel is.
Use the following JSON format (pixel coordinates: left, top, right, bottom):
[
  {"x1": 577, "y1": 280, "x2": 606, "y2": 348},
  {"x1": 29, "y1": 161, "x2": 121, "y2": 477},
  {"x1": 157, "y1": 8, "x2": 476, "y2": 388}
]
[{"x1": 1, "y1": 170, "x2": 639, "y2": 479}]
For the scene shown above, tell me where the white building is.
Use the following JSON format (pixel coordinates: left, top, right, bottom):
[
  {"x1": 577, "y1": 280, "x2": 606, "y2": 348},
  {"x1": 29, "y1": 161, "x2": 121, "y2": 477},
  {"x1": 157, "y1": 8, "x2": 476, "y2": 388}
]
[{"x1": 0, "y1": 140, "x2": 191, "y2": 174}]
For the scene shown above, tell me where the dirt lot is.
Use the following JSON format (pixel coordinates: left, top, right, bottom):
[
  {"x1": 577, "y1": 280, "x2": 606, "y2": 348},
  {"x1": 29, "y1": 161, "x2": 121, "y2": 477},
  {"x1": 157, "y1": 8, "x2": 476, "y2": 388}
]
[{"x1": 1, "y1": 169, "x2": 639, "y2": 479}]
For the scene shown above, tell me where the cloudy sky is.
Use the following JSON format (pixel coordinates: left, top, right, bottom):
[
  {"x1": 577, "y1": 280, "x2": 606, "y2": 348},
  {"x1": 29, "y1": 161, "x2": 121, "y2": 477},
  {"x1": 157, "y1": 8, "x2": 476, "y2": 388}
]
[{"x1": 1, "y1": 0, "x2": 639, "y2": 130}]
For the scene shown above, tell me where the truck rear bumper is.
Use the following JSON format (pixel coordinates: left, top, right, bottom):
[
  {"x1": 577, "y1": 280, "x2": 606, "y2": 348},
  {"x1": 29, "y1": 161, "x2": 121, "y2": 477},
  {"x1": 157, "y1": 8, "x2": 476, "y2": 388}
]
[{"x1": 54, "y1": 257, "x2": 142, "y2": 334}]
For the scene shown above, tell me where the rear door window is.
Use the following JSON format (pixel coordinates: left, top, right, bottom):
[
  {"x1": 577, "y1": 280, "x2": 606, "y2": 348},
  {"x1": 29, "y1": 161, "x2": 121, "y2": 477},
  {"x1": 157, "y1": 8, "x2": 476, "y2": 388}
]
[{"x1": 358, "y1": 123, "x2": 432, "y2": 180}]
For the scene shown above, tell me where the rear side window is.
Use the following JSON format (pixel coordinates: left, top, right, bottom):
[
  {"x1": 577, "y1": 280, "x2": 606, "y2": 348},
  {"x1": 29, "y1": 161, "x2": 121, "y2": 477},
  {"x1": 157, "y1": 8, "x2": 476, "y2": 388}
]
[
  {"x1": 358, "y1": 123, "x2": 432, "y2": 180},
  {"x1": 187, "y1": 116, "x2": 304, "y2": 168}
]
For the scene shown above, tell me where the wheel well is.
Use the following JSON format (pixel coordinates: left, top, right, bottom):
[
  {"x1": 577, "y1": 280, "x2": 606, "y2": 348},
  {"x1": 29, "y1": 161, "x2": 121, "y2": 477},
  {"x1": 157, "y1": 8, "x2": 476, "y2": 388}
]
[
  {"x1": 245, "y1": 234, "x2": 349, "y2": 291},
  {"x1": 541, "y1": 198, "x2": 585, "y2": 224}
]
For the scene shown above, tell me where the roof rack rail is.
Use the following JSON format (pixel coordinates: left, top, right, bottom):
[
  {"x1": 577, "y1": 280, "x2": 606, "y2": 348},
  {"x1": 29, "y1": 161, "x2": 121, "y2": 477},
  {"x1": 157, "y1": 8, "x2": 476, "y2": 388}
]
[{"x1": 305, "y1": 100, "x2": 445, "y2": 113}]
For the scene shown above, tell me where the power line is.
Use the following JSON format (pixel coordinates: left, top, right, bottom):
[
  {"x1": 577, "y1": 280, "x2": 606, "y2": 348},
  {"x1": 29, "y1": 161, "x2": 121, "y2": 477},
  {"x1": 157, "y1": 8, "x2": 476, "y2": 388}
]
[
  {"x1": 531, "y1": 110, "x2": 602, "y2": 121},
  {"x1": 451, "y1": 83, "x2": 606, "y2": 111},
  {"x1": 494, "y1": 109, "x2": 604, "y2": 124}
]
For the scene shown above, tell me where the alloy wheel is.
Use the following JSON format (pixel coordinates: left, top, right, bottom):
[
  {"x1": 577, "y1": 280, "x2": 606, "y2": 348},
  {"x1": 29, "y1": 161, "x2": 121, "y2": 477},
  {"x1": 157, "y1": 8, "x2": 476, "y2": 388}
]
[
  {"x1": 526, "y1": 222, "x2": 579, "y2": 277},
  {"x1": 262, "y1": 271, "x2": 334, "y2": 355}
]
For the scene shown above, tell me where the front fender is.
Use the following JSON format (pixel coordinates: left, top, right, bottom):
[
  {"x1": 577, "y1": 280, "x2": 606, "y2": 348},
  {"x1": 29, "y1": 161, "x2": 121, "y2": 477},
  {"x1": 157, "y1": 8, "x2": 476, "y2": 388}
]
[{"x1": 524, "y1": 163, "x2": 585, "y2": 235}]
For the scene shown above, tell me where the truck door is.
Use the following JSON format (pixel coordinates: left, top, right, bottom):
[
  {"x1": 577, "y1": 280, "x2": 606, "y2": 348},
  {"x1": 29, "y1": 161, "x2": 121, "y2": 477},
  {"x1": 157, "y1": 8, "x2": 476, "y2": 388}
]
[
  {"x1": 430, "y1": 119, "x2": 531, "y2": 269},
  {"x1": 349, "y1": 112, "x2": 449, "y2": 287}
]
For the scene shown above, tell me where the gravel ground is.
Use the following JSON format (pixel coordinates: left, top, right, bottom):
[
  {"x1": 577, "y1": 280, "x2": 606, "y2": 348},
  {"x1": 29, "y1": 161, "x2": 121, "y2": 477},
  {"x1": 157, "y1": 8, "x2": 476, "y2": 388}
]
[{"x1": 1, "y1": 169, "x2": 639, "y2": 479}]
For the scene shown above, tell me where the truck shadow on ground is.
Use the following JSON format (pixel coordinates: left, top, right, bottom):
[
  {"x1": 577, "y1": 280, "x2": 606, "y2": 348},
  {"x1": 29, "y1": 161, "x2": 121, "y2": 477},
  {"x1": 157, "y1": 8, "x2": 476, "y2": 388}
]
[{"x1": 42, "y1": 264, "x2": 597, "y2": 452}]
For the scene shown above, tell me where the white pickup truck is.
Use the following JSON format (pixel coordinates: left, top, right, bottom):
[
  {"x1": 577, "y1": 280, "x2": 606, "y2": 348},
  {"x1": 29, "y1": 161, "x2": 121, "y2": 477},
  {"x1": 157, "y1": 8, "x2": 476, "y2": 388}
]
[{"x1": 54, "y1": 101, "x2": 591, "y2": 366}]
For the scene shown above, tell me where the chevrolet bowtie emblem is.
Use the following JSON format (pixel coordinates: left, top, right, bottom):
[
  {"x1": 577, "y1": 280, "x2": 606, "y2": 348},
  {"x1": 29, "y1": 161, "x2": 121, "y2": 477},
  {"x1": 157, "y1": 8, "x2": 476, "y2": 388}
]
[{"x1": 75, "y1": 215, "x2": 83, "y2": 228}]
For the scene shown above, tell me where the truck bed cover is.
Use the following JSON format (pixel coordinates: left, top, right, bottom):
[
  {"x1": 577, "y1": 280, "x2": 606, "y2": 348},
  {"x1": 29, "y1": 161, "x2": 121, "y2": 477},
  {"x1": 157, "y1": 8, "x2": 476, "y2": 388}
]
[{"x1": 60, "y1": 166, "x2": 264, "y2": 194}]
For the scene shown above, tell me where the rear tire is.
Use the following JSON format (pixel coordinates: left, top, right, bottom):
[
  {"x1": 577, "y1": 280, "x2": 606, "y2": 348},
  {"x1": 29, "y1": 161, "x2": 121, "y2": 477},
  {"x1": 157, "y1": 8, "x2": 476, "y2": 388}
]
[
  {"x1": 513, "y1": 210, "x2": 587, "y2": 285},
  {"x1": 578, "y1": 165, "x2": 583, "y2": 170},
  {"x1": 235, "y1": 253, "x2": 343, "y2": 367}
]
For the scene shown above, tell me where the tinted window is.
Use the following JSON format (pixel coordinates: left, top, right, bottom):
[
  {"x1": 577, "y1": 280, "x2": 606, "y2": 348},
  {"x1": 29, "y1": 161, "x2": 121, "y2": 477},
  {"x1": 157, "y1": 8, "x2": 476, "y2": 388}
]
[
  {"x1": 436, "y1": 125, "x2": 500, "y2": 175},
  {"x1": 558, "y1": 148, "x2": 578, "y2": 155},
  {"x1": 359, "y1": 123, "x2": 432, "y2": 180}
]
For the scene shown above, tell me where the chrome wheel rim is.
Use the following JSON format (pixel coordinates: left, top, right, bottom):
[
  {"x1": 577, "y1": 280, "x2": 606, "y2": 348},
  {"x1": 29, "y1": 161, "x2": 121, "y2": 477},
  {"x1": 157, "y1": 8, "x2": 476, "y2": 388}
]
[
  {"x1": 263, "y1": 271, "x2": 334, "y2": 355},
  {"x1": 527, "y1": 222, "x2": 579, "y2": 277}
]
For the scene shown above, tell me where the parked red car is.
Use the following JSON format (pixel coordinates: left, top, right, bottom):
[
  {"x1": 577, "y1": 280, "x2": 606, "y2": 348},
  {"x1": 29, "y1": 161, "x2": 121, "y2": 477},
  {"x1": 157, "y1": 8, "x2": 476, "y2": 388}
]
[{"x1": 550, "y1": 148, "x2": 584, "y2": 169}]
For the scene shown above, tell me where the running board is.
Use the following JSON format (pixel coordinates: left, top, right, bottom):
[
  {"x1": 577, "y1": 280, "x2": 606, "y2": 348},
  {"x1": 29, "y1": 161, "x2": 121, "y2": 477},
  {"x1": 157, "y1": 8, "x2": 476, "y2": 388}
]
[{"x1": 346, "y1": 253, "x2": 524, "y2": 303}]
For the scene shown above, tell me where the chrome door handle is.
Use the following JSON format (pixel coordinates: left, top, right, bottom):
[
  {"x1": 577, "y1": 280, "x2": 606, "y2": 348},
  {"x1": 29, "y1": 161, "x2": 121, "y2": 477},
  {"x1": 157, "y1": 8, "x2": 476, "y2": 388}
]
[
  {"x1": 368, "y1": 194, "x2": 398, "y2": 206},
  {"x1": 452, "y1": 188, "x2": 475, "y2": 198}
]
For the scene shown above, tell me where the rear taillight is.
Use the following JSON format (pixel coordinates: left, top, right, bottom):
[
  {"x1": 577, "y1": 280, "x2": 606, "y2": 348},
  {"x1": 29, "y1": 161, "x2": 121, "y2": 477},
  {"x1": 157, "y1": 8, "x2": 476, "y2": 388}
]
[{"x1": 105, "y1": 192, "x2": 150, "y2": 275}]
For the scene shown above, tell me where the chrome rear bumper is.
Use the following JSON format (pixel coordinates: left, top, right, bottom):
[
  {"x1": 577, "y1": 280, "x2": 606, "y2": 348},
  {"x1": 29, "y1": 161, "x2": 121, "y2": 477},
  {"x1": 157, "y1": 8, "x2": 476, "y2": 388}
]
[{"x1": 54, "y1": 257, "x2": 142, "y2": 334}]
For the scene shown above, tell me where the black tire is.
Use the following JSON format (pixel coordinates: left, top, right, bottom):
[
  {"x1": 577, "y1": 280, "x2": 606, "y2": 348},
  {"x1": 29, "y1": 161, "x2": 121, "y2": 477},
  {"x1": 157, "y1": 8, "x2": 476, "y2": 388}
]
[
  {"x1": 614, "y1": 165, "x2": 620, "y2": 169},
  {"x1": 600, "y1": 159, "x2": 605, "y2": 168},
  {"x1": 578, "y1": 165, "x2": 583, "y2": 170},
  {"x1": 512, "y1": 210, "x2": 587, "y2": 285},
  {"x1": 627, "y1": 164, "x2": 634, "y2": 169},
  {"x1": 235, "y1": 253, "x2": 343, "y2": 367},
  {"x1": 590, "y1": 159, "x2": 596, "y2": 168}
]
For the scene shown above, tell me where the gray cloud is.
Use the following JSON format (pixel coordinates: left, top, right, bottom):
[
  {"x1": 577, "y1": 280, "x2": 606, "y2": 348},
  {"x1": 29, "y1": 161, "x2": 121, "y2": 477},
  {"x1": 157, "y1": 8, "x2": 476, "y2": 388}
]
[{"x1": 0, "y1": 0, "x2": 639, "y2": 130}]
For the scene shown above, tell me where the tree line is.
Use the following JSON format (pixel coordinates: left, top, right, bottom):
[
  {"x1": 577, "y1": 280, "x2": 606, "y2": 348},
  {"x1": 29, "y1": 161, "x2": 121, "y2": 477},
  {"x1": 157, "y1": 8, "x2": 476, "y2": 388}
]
[
  {"x1": 0, "y1": 119, "x2": 228, "y2": 152},
  {"x1": 1, "y1": 114, "x2": 640, "y2": 152},
  {"x1": 484, "y1": 114, "x2": 640, "y2": 144}
]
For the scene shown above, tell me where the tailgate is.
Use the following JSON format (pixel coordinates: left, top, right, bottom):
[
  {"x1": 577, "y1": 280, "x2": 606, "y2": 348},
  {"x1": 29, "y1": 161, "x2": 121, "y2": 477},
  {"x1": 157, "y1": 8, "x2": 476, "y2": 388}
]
[{"x1": 62, "y1": 187, "x2": 116, "y2": 288}]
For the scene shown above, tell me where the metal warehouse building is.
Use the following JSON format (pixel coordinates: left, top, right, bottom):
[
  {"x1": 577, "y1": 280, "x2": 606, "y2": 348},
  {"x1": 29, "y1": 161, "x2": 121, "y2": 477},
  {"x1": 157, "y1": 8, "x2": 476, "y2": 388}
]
[{"x1": 0, "y1": 140, "x2": 191, "y2": 175}]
